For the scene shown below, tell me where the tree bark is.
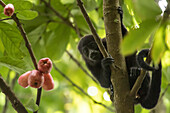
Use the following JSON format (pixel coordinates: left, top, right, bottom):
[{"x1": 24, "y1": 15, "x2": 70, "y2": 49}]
[{"x1": 103, "y1": 0, "x2": 134, "y2": 113}]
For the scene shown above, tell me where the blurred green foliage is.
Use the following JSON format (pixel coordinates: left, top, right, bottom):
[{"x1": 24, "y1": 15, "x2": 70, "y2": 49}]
[{"x1": 0, "y1": 0, "x2": 169, "y2": 113}]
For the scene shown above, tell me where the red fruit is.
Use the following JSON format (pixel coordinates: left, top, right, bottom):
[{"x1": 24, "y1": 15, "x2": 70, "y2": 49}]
[
  {"x1": 28, "y1": 70, "x2": 44, "y2": 88},
  {"x1": 38, "y1": 58, "x2": 52, "y2": 73},
  {"x1": 18, "y1": 71, "x2": 31, "y2": 88},
  {"x1": 4, "y1": 4, "x2": 14, "y2": 16},
  {"x1": 42, "y1": 73, "x2": 54, "y2": 91}
]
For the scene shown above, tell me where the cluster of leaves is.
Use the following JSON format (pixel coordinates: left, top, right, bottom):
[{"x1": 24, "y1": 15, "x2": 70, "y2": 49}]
[{"x1": 0, "y1": 0, "x2": 169, "y2": 113}]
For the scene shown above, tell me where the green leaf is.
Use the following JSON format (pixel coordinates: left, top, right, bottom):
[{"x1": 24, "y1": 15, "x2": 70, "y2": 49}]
[
  {"x1": 45, "y1": 24, "x2": 71, "y2": 60},
  {"x1": 0, "y1": 57, "x2": 28, "y2": 74},
  {"x1": 61, "y1": 0, "x2": 75, "y2": 4},
  {"x1": 13, "y1": 1, "x2": 38, "y2": 20},
  {"x1": 13, "y1": 1, "x2": 33, "y2": 11},
  {"x1": 134, "y1": 0, "x2": 162, "y2": 20},
  {"x1": 28, "y1": 24, "x2": 46, "y2": 44},
  {"x1": 121, "y1": 19, "x2": 160, "y2": 55},
  {"x1": 74, "y1": 15, "x2": 90, "y2": 33},
  {"x1": 17, "y1": 10, "x2": 38, "y2": 20},
  {"x1": 151, "y1": 26, "x2": 166, "y2": 64},
  {"x1": 0, "y1": 22, "x2": 25, "y2": 59},
  {"x1": 122, "y1": 4, "x2": 134, "y2": 28},
  {"x1": 83, "y1": 0, "x2": 97, "y2": 11},
  {"x1": 0, "y1": 39, "x2": 4, "y2": 54},
  {"x1": 25, "y1": 98, "x2": 39, "y2": 112},
  {"x1": 22, "y1": 15, "x2": 49, "y2": 33}
]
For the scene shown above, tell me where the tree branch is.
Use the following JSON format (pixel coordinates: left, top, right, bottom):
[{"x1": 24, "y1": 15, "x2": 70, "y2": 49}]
[
  {"x1": 53, "y1": 64, "x2": 114, "y2": 112},
  {"x1": 0, "y1": 18, "x2": 12, "y2": 21},
  {"x1": 3, "y1": 73, "x2": 18, "y2": 113},
  {"x1": 76, "y1": 0, "x2": 109, "y2": 58},
  {"x1": 0, "y1": 74, "x2": 28, "y2": 113},
  {"x1": 11, "y1": 12, "x2": 41, "y2": 113},
  {"x1": 103, "y1": 0, "x2": 134, "y2": 113},
  {"x1": 2, "y1": 70, "x2": 11, "y2": 113},
  {"x1": 65, "y1": 50, "x2": 98, "y2": 84}
]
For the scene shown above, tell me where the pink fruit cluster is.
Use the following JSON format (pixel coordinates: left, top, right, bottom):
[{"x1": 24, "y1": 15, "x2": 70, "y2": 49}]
[
  {"x1": 18, "y1": 58, "x2": 54, "y2": 91},
  {"x1": 4, "y1": 4, "x2": 14, "y2": 16}
]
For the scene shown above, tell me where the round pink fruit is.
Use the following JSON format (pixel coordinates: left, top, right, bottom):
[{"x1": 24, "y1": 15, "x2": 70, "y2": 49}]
[
  {"x1": 18, "y1": 71, "x2": 31, "y2": 88},
  {"x1": 42, "y1": 73, "x2": 54, "y2": 91},
  {"x1": 38, "y1": 58, "x2": 52, "y2": 73},
  {"x1": 4, "y1": 4, "x2": 14, "y2": 16},
  {"x1": 28, "y1": 70, "x2": 44, "y2": 88}
]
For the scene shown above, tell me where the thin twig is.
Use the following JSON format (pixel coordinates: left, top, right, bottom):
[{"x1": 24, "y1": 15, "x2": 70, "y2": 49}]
[
  {"x1": 0, "y1": 18, "x2": 12, "y2": 21},
  {"x1": 41, "y1": 0, "x2": 75, "y2": 30},
  {"x1": 130, "y1": 50, "x2": 152, "y2": 97},
  {"x1": 11, "y1": 14, "x2": 38, "y2": 70},
  {"x1": 53, "y1": 64, "x2": 114, "y2": 112},
  {"x1": 0, "y1": 74, "x2": 28, "y2": 113},
  {"x1": 160, "y1": 83, "x2": 170, "y2": 99},
  {"x1": 65, "y1": 50, "x2": 98, "y2": 84},
  {"x1": 76, "y1": 0, "x2": 108, "y2": 58}
]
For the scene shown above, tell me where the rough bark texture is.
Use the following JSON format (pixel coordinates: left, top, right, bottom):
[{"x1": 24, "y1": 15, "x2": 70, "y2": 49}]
[{"x1": 103, "y1": 0, "x2": 134, "y2": 113}]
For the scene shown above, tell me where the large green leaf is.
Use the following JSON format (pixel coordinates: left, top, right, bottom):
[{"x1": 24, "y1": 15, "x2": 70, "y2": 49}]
[
  {"x1": 83, "y1": 0, "x2": 97, "y2": 11},
  {"x1": 0, "y1": 22, "x2": 25, "y2": 59},
  {"x1": 13, "y1": 1, "x2": 33, "y2": 10},
  {"x1": 14, "y1": 0, "x2": 38, "y2": 20},
  {"x1": 73, "y1": 15, "x2": 90, "y2": 34},
  {"x1": 17, "y1": 10, "x2": 38, "y2": 20},
  {"x1": 61, "y1": 0, "x2": 75, "y2": 4},
  {"x1": 0, "y1": 57, "x2": 28, "y2": 74},
  {"x1": 45, "y1": 24, "x2": 71, "y2": 60},
  {"x1": 28, "y1": 24, "x2": 46, "y2": 44},
  {"x1": 122, "y1": 4, "x2": 133, "y2": 28},
  {"x1": 121, "y1": 19, "x2": 160, "y2": 55},
  {"x1": 22, "y1": 15, "x2": 49, "y2": 33},
  {"x1": 51, "y1": 0, "x2": 68, "y2": 16},
  {"x1": 151, "y1": 26, "x2": 166, "y2": 64},
  {"x1": 134, "y1": 0, "x2": 162, "y2": 20}
]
